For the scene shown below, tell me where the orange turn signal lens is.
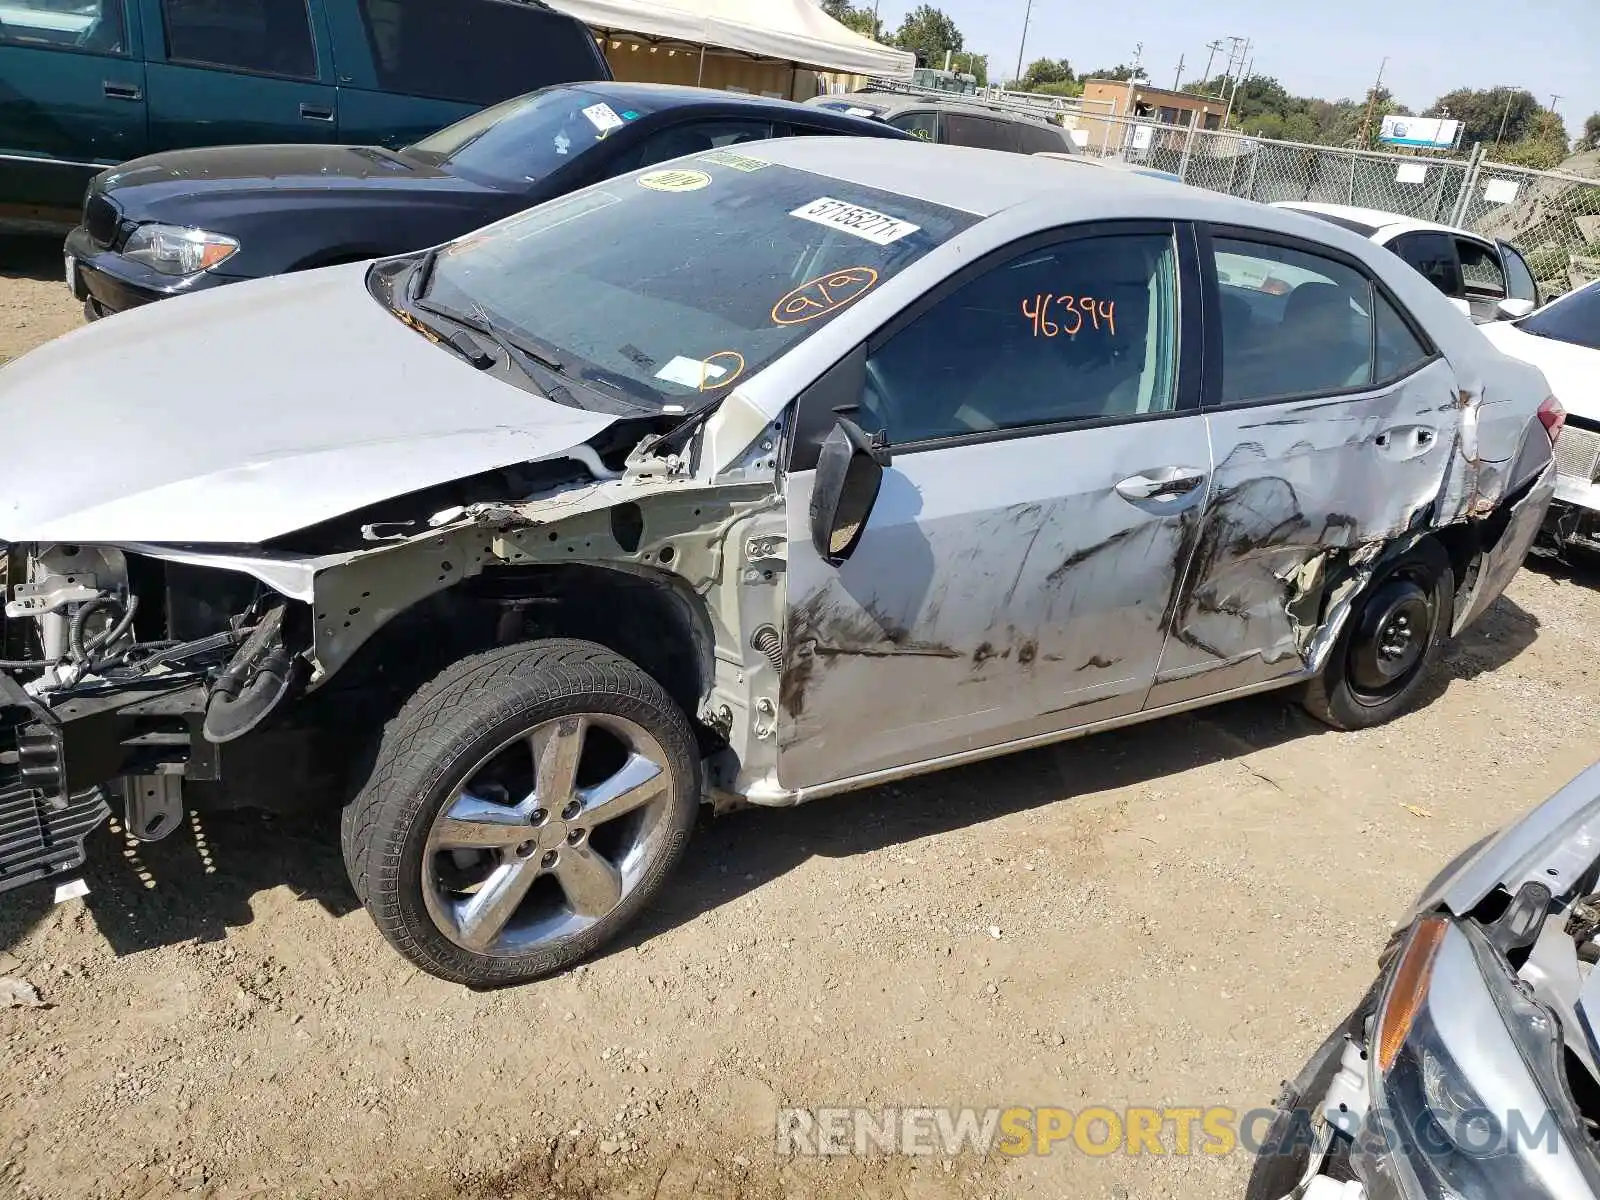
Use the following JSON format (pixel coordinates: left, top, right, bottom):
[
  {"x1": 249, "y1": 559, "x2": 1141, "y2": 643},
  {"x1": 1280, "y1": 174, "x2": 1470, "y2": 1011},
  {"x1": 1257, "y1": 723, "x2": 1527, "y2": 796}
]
[{"x1": 1376, "y1": 916, "x2": 1448, "y2": 1074}]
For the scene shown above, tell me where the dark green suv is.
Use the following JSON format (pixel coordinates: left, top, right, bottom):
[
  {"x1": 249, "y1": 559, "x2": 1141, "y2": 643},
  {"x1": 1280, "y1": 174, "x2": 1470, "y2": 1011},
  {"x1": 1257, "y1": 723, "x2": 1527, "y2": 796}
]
[{"x1": 0, "y1": 0, "x2": 611, "y2": 233}]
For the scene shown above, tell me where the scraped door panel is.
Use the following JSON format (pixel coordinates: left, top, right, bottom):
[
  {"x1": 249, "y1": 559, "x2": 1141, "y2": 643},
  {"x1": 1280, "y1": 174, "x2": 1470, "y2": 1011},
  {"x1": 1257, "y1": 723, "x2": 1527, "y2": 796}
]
[
  {"x1": 1150, "y1": 356, "x2": 1459, "y2": 706},
  {"x1": 779, "y1": 418, "x2": 1210, "y2": 792}
]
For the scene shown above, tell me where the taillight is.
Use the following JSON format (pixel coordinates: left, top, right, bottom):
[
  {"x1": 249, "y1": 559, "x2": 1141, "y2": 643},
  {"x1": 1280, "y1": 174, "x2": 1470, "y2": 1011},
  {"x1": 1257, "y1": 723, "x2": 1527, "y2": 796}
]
[{"x1": 1539, "y1": 395, "x2": 1566, "y2": 445}]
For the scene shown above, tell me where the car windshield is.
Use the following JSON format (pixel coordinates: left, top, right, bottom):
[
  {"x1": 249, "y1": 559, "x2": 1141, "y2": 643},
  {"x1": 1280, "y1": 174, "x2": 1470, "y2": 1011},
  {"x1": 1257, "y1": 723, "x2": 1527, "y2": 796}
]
[
  {"x1": 415, "y1": 159, "x2": 976, "y2": 409},
  {"x1": 1516, "y1": 283, "x2": 1600, "y2": 351},
  {"x1": 403, "y1": 88, "x2": 655, "y2": 188}
]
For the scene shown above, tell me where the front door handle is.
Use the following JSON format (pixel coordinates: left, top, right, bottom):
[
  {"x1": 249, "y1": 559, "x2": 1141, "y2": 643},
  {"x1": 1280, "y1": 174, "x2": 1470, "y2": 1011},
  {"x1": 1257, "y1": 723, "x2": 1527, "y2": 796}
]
[
  {"x1": 103, "y1": 80, "x2": 142, "y2": 101},
  {"x1": 299, "y1": 103, "x2": 335, "y2": 122},
  {"x1": 1114, "y1": 467, "x2": 1207, "y2": 504}
]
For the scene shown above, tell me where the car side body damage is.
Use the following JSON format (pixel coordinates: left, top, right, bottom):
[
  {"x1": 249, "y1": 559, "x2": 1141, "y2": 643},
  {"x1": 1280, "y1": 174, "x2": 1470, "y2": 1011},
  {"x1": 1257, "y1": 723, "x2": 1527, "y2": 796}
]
[{"x1": 0, "y1": 139, "x2": 1558, "y2": 980}]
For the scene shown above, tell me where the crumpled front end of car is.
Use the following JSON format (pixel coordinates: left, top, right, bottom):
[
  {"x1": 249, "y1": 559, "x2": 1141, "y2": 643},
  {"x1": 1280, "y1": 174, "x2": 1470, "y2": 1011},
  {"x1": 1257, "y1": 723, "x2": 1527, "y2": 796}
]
[{"x1": 1252, "y1": 760, "x2": 1600, "y2": 1200}]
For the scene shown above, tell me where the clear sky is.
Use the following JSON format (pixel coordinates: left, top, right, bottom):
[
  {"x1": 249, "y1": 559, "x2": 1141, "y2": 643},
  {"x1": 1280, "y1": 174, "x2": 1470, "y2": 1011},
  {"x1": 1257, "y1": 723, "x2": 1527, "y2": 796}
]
[{"x1": 873, "y1": 0, "x2": 1599, "y2": 139}]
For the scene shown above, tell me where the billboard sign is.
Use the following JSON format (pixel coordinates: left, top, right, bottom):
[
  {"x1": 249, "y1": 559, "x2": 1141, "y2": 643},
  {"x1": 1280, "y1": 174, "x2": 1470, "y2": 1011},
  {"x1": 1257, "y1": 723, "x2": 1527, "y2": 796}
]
[{"x1": 1380, "y1": 115, "x2": 1461, "y2": 149}]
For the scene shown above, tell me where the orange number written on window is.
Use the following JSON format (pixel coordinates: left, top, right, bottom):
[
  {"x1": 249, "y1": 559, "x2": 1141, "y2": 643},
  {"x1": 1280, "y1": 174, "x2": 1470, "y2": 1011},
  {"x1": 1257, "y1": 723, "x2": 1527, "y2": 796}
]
[{"x1": 1021, "y1": 293, "x2": 1117, "y2": 338}]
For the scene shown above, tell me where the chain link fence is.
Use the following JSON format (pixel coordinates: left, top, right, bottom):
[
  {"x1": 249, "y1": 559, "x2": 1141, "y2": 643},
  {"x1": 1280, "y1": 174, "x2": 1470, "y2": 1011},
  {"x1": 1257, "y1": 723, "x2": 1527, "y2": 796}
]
[{"x1": 1068, "y1": 112, "x2": 1600, "y2": 296}]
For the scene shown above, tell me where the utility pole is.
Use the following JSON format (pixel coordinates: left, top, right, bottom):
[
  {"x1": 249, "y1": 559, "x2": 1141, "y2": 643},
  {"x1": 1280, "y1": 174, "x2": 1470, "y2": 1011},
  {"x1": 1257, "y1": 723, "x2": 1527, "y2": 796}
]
[
  {"x1": 1550, "y1": 93, "x2": 1563, "y2": 113},
  {"x1": 1200, "y1": 40, "x2": 1224, "y2": 93},
  {"x1": 1172, "y1": 53, "x2": 1185, "y2": 91},
  {"x1": 1494, "y1": 87, "x2": 1516, "y2": 147},
  {"x1": 1359, "y1": 55, "x2": 1389, "y2": 144},
  {"x1": 1220, "y1": 37, "x2": 1250, "y2": 129},
  {"x1": 1122, "y1": 41, "x2": 1143, "y2": 116},
  {"x1": 1012, "y1": 0, "x2": 1033, "y2": 87}
]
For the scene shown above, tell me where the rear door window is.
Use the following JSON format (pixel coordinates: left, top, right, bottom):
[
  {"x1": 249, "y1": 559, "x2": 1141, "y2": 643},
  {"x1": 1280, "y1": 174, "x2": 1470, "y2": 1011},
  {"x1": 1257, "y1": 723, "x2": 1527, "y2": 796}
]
[
  {"x1": 162, "y1": 0, "x2": 317, "y2": 79},
  {"x1": 358, "y1": 0, "x2": 601, "y2": 105},
  {"x1": 1389, "y1": 231, "x2": 1462, "y2": 299},
  {"x1": 1211, "y1": 238, "x2": 1375, "y2": 403},
  {"x1": 943, "y1": 113, "x2": 1021, "y2": 153}
]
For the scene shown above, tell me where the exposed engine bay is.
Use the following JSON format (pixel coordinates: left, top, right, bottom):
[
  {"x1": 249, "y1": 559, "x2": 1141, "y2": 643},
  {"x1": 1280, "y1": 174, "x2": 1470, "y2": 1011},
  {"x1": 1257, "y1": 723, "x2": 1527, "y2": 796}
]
[{"x1": 0, "y1": 399, "x2": 790, "y2": 895}]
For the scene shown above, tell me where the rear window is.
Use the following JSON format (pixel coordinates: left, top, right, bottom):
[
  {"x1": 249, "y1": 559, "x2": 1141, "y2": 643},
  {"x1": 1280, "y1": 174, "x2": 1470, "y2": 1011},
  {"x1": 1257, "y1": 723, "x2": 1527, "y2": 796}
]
[
  {"x1": 1015, "y1": 122, "x2": 1070, "y2": 154},
  {"x1": 415, "y1": 160, "x2": 977, "y2": 409},
  {"x1": 404, "y1": 87, "x2": 655, "y2": 187},
  {"x1": 358, "y1": 0, "x2": 603, "y2": 106},
  {"x1": 1289, "y1": 208, "x2": 1383, "y2": 239}
]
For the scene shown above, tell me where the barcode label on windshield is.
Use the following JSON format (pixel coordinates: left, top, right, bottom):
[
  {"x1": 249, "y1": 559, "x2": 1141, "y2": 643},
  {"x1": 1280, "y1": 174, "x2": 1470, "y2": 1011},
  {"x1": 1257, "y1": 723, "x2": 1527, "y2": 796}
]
[{"x1": 789, "y1": 197, "x2": 920, "y2": 246}]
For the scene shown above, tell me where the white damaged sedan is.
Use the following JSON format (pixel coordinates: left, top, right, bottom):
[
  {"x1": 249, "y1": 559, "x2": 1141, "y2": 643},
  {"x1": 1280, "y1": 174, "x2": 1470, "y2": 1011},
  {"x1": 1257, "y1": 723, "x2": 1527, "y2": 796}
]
[{"x1": 0, "y1": 139, "x2": 1563, "y2": 985}]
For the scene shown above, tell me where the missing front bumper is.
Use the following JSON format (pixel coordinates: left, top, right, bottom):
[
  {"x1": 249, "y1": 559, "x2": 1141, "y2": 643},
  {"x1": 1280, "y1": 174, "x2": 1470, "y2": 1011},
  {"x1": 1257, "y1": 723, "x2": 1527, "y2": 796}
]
[
  {"x1": 0, "y1": 673, "x2": 212, "y2": 895},
  {"x1": 0, "y1": 674, "x2": 109, "y2": 893}
]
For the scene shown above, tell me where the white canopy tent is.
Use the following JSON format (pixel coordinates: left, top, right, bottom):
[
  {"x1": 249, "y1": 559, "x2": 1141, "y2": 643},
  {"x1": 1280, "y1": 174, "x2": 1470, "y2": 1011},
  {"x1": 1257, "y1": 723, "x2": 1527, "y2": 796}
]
[{"x1": 546, "y1": 0, "x2": 914, "y2": 79}]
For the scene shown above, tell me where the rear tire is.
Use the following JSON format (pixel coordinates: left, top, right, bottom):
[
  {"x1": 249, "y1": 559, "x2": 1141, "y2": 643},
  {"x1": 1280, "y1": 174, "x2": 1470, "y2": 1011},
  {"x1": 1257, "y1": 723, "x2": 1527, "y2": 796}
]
[
  {"x1": 341, "y1": 639, "x2": 700, "y2": 986},
  {"x1": 1302, "y1": 539, "x2": 1453, "y2": 731}
]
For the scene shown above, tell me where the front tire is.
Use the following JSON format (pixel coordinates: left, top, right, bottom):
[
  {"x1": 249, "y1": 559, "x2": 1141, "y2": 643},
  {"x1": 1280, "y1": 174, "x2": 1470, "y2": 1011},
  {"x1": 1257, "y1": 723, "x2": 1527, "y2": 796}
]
[
  {"x1": 1301, "y1": 539, "x2": 1453, "y2": 731},
  {"x1": 342, "y1": 639, "x2": 700, "y2": 986}
]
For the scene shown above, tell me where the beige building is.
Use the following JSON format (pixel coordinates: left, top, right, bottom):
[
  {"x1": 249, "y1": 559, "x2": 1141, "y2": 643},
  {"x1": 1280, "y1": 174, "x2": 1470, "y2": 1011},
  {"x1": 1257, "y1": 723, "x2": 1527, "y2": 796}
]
[{"x1": 1078, "y1": 78, "x2": 1228, "y2": 154}]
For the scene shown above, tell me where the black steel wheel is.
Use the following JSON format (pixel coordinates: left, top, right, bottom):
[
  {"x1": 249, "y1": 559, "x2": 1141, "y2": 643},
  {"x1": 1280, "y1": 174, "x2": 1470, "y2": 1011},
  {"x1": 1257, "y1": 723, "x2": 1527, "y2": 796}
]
[{"x1": 1302, "y1": 539, "x2": 1453, "y2": 730}]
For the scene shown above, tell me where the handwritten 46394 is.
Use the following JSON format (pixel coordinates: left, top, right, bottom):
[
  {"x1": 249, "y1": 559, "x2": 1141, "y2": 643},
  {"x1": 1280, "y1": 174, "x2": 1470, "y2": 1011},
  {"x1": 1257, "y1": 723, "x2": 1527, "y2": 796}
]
[{"x1": 1021, "y1": 293, "x2": 1117, "y2": 338}]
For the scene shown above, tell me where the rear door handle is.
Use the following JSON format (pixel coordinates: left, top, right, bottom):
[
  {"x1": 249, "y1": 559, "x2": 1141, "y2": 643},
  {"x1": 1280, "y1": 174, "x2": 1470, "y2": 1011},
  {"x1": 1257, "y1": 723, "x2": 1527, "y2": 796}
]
[
  {"x1": 299, "y1": 103, "x2": 335, "y2": 122},
  {"x1": 1114, "y1": 467, "x2": 1207, "y2": 504},
  {"x1": 1375, "y1": 425, "x2": 1438, "y2": 460},
  {"x1": 103, "y1": 80, "x2": 142, "y2": 101}
]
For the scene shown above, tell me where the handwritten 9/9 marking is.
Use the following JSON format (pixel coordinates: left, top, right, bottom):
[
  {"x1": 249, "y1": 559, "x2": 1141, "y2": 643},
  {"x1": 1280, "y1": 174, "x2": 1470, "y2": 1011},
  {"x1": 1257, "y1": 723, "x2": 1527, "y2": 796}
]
[{"x1": 1021, "y1": 293, "x2": 1117, "y2": 338}]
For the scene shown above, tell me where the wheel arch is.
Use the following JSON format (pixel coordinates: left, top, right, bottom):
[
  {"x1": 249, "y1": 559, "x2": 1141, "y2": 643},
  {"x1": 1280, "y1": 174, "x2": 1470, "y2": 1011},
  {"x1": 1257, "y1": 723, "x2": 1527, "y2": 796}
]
[{"x1": 315, "y1": 558, "x2": 721, "y2": 741}]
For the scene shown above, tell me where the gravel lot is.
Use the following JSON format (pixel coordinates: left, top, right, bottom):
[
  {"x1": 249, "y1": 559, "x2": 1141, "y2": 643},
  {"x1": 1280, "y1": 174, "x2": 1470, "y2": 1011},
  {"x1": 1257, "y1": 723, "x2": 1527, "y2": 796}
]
[{"x1": 3, "y1": 238, "x2": 1599, "y2": 1200}]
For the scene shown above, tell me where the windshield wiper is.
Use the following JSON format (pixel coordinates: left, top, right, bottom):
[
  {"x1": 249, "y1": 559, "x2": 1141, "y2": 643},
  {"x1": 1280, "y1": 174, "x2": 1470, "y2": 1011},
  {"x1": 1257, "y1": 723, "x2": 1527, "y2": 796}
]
[{"x1": 415, "y1": 296, "x2": 571, "y2": 376}]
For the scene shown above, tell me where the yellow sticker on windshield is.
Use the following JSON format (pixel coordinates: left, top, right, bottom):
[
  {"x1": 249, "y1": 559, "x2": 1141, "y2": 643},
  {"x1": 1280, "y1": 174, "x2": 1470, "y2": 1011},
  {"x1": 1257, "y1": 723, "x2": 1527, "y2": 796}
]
[{"x1": 638, "y1": 168, "x2": 712, "y2": 193}]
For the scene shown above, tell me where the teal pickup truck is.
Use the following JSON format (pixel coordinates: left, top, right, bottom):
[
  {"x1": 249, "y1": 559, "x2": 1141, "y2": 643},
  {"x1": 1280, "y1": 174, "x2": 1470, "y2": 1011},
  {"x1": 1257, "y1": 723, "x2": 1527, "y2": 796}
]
[{"x1": 0, "y1": 0, "x2": 611, "y2": 232}]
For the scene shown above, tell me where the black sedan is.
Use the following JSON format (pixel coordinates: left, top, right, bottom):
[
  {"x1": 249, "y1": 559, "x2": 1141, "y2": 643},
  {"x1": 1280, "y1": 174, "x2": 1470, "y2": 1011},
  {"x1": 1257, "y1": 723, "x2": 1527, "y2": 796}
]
[{"x1": 64, "y1": 82, "x2": 910, "y2": 319}]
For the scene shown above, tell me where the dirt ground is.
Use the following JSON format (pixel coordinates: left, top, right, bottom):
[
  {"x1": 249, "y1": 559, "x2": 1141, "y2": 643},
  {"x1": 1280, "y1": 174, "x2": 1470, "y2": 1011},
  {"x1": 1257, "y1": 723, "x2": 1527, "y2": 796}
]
[{"x1": 3, "y1": 236, "x2": 1599, "y2": 1200}]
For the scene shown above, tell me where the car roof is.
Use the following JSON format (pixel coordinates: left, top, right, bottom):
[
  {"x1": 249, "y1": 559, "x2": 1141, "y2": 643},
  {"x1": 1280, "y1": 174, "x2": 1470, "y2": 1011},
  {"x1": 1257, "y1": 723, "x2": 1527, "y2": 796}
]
[
  {"x1": 748, "y1": 136, "x2": 1239, "y2": 217},
  {"x1": 810, "y1": 91, "x2": 1062, "y2": 129},
  {"x1": 1032, "y1": 152, "x2": 1181, "y2": 182},
  {"x1": 1274, "y1": 201, "x2": 1487, "y2": 243},
  {"x1": 576, "y1": 81, "x2": 899, "y2": 133}
]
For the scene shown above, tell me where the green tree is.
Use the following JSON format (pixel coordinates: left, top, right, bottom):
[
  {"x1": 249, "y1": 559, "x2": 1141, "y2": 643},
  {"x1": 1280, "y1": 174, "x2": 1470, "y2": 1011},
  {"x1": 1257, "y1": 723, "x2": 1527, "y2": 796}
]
[
  {"x1": 1018, "y1": 57, "x2": 1073, "y2": 91},
  {"x1": 1084, "y1": 63, "x2": 1148, "y2": 82},
  {"x1": 1496, "y1": 109, "x2": 1574, "y2": 169},
  {"x1": 1425, "y1": 87, "x2": 1543, "y2": 147},
  {"x1": 893, "y1": 4, "x2": 963, "y2": 68},
  {"x1": 817, "y1": 0, "x2": 882, "y2": 39},
  {"x1": 1577, "y1": 112, "x2": 1600, "y2": 152}
]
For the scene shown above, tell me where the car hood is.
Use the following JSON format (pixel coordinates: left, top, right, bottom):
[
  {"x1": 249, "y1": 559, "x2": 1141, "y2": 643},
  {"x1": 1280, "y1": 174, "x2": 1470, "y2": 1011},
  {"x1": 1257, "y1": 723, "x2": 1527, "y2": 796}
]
[
  {"x1": 1416, "y1": 760, "x2": 1600, "y2": 918},
  {"x1": 95, "y1": 144, "x2": 474, "y2": 215},
  {"x1": 0, "y1": 264, "x2": 615, "y2": 544},
  {"x1": 1480, "y1": 321, "x2": 1600, "y2": 421}
]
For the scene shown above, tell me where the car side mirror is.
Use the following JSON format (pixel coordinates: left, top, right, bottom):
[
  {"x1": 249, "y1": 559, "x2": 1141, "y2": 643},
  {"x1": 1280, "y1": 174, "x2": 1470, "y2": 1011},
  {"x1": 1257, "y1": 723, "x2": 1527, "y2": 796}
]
[
  {"x1": 1496, "y1": 298, "x2": 1536, "y2": 321},
  {"x1": 809, "y1": 416, "x2": 889, "y2": 566}
]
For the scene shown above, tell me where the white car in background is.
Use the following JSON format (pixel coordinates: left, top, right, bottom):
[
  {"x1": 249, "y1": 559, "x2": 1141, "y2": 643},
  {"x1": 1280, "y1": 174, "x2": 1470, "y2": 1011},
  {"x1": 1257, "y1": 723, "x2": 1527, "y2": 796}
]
[
  {"x1": 1480, "y1": 280, "x2": 1600, "y2": 553},
  {"x1": 1274, "y1": 201, "x2": 1543, "y2": 325}
]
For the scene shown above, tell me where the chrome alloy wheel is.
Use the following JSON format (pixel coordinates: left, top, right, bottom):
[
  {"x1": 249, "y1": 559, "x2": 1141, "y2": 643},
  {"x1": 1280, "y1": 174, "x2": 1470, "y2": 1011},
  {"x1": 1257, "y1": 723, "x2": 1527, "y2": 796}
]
[{"x1": 421, "y1": 713, "x2": 675, "y2": 955}]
